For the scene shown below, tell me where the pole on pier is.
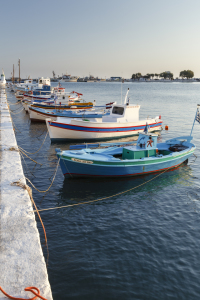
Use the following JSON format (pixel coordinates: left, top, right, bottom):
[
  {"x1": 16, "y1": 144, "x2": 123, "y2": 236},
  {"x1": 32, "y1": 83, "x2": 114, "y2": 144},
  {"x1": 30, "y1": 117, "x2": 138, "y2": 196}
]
[
  {"x1": 13, "y1": 64, "x2": 14, "y2": 84},
  {"x1": 18, "y1": 58, "x2": 20, "y2": 83}
]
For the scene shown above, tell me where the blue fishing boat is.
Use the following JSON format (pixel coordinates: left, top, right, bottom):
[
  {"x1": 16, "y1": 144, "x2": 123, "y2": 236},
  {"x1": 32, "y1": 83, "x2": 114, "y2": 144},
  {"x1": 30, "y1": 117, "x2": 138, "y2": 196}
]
[
  {"x1": 29, "y1": 106, "x2": 110, "y2": 122},
  {"x1": 22, "y1": 99, "x2": 94, "y2": 113},
  {"x1": 55, "y1": 105, "x2": 200, "y2": 178},
  {"x1": 23, "y1": 85, "x2": 52, "y2": 101}
]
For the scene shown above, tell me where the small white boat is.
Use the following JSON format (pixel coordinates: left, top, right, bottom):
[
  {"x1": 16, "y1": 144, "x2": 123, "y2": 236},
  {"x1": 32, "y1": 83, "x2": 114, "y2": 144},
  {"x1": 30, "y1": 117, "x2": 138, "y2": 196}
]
[
  {"x1": 46, "y1": 88, "x2": 163, "y2": 142},
  {"x1": 14, "y1": 77, "x2": 50, "y2": 93},
  {"x1": 0, "y1": 69, "x2": 6, "y2": 87}
]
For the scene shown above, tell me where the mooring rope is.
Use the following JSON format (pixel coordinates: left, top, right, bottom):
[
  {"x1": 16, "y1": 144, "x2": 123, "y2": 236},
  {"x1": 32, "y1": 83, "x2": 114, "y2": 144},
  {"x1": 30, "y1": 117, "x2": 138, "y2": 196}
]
[
  {"x1": 32, "y1": 162, "x2": 183, "y2": 213},
  {"x1": 9, "y1": 106, "x2": 24, "y2": 115},
  {"x1": 19, "y1": 150, "x2": 36, "y2": 177},
  {"x1": 19, "y1": 148, "x2": 43, "y2": 166},
  {"x1": 18, "y1": 131, "x2": 49, "y2": 155},
  {"x1": 25, "y1": 158, "x2": 60, "y2": 193},
  {"x1": 7, "y1": 101, "x2": 21, "y2": 106}
]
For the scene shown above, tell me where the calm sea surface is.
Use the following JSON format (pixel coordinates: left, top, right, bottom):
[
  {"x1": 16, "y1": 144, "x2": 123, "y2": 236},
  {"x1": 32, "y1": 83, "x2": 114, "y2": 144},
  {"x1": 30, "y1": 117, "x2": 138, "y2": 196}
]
[{"x1": 8, "y1": 82, "x2": 200, "y2": 299}]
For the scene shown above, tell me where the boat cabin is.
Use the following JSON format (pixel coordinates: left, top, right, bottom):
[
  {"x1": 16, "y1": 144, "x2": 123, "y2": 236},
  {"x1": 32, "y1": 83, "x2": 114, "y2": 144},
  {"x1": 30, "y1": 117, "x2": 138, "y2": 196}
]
[
  {"x1": 102, "y1": 88, "x2": 140, "y2": 123},
  {"x1": 38, "y1": 77, "x2": 51, "y2": 88},
  {"x1": 122, "y1": 133, "x2": 158, "y2": 159},
  {"x1": 102, "y1": 103, "x2": 140, "y2": 123}
]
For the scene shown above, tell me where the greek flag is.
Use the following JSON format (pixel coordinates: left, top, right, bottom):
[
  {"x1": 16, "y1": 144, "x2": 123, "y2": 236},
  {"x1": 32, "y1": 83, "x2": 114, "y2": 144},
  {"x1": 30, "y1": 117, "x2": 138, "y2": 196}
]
[
  {"x1": 144, "y1": 122, "x2": 149, "y2": 134},
  {"x1": 54, "y1": 94, "x2": 58, "y2": 105},
  {"x1": 196, "y1": 108, "x2": 200, "y2": 123}
]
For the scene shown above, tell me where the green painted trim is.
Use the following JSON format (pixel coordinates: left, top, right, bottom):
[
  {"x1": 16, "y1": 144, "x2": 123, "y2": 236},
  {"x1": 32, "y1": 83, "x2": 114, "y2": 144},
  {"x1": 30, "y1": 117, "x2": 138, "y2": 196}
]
[{"x1": 59, "y1": 148, "x2": 195, "y2": 167}]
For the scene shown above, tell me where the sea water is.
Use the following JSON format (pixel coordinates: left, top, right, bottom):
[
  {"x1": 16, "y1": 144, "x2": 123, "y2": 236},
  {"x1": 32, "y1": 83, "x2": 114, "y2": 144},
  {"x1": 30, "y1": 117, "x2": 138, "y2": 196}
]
[{"x1": 8, "y1": 82, "x2": 200, "y2": 300}]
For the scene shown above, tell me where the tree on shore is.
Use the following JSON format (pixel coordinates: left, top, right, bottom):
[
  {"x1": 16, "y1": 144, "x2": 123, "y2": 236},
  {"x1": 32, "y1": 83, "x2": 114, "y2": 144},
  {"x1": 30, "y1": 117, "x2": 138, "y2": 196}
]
[
  {"x1": 131, "y1": 74, "x2": 136, "y2": 80},
  {"x1": 136, "y1": 73, "x2": 142, "y2": 80},
  {"x1": 144, "y1": 74, "x2": 150, "y2": 79},
  {"x1": 159, "y1": 72, "x2": 173, "y2": 80},
  {"x1": 179, "y1": 70, "x2": 194, "y2": 79}
]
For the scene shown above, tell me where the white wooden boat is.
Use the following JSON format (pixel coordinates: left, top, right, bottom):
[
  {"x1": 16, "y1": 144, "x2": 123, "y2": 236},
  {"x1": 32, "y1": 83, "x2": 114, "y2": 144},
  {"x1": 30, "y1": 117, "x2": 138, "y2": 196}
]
[{"x1": 46, "y1": 89, "x2": 163, "y2": 142}]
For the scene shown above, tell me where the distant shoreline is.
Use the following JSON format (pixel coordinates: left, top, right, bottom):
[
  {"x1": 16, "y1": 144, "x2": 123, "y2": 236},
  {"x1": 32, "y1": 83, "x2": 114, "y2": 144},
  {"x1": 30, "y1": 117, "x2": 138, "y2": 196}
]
[{"x1": 6, "y1": 78, "x2": 200, "y2": 83}]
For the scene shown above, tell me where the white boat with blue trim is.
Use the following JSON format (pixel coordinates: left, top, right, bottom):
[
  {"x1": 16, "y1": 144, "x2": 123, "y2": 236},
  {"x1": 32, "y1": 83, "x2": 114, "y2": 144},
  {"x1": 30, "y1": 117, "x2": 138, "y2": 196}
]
[{"x1": 46, "y1": 88, "x2": 163, "y2": 142}]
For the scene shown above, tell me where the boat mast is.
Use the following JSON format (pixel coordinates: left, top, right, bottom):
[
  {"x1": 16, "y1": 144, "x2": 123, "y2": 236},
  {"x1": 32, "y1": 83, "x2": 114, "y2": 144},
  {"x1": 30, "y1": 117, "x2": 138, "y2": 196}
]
[
  {"x1": 124, "y1": 88, "x2": 129, "y2": 104},
  {"x1": 18, "y1": 58, "x2": 20, "y2": 83},
  {"x1": 13, "y1": 64, "x2": 14, "y2": 84}
]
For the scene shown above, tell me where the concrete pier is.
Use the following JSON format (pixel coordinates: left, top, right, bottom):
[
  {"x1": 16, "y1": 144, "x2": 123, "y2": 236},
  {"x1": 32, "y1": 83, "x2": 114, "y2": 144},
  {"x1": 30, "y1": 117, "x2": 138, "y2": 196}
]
[{"x1": 0, "y1": 89, "x2": 53, "y2": 299}]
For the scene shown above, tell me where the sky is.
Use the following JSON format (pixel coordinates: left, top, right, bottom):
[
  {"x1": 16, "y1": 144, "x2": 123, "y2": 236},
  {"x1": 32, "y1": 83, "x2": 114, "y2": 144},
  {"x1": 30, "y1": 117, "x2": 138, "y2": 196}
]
[{"x1": 1, "y1": 0, "x2": 200, "y2": 79}]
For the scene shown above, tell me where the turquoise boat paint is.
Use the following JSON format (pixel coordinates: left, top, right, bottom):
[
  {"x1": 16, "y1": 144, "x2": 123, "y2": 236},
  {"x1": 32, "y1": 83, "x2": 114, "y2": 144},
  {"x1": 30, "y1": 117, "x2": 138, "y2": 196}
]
[{"x1": 55, "y1": 133, "x2": 195, "y2": 178}]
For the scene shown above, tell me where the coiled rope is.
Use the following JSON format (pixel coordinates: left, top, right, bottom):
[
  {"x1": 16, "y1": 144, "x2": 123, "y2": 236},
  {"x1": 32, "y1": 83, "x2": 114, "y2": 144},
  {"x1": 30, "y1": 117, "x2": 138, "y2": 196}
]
[{"x1": 0, "y1": 286, "x2": 47, "y2": 300}]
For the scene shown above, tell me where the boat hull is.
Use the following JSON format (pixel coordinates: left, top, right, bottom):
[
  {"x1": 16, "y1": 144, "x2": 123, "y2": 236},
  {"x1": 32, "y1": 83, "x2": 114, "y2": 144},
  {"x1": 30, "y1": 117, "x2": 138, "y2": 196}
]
[
  {"x1": 57, "y1": 148, "x2": 194, "y2": 178},
  {"x1": 29, "y1": 107, "x2": 107, "y2": 122},
  {"x1": 46, "y1": 119, "x2": 163, "y2": 141},
  {"x1": 31, "y1": 103, "x2": 93, "y2": 110},
  {"x1": 29, "y1": 107, "x2": 57, "y2": 122}
]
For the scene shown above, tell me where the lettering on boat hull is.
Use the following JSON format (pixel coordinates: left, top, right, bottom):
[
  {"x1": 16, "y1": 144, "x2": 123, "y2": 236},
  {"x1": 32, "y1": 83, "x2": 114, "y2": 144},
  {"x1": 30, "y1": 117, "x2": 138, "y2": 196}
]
[{"x1": 71, "y1": 158, "x2": 93, "y2": 164}]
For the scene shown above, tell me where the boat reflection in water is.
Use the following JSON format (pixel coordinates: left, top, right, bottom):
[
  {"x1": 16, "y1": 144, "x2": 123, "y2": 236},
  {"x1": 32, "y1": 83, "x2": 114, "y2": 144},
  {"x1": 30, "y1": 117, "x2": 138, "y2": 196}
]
[{"x1": 56, "y1": 160, "x2": 193, "y2": 208}]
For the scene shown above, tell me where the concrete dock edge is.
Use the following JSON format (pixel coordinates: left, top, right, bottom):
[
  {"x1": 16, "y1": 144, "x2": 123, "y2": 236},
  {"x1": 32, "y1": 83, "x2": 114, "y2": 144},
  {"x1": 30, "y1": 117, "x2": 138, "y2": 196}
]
[{"x1": 0, "y1": 89, "x2": 53, "y2": 299}]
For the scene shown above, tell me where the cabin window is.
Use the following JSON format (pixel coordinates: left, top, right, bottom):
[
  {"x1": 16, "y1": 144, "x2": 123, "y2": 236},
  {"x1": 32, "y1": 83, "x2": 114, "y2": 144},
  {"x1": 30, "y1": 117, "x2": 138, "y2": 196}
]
[{"x1": 112, "y1": 106, "x2": 124, "y2": 115}]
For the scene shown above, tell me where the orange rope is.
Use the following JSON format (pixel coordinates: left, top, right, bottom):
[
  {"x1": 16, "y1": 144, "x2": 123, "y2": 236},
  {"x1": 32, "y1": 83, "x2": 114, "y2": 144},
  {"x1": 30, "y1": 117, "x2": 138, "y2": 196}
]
[{"x1": 0, "y1": 286, "x2": 47, "y2": 300}]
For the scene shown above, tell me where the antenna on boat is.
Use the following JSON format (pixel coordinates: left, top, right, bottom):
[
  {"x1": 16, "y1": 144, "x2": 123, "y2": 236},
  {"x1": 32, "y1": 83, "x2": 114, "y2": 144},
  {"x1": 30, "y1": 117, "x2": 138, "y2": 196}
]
[
  {"x1": 13, "y1": 64, "x2": 14, "y2": 84},
  {"x1": 190, "y1": 104, "x2": 200, "y2": 136},
  {"x1": 121, "y1": 73, "x2": 124, "y2": 104},
  {"x1": 18, "y1": 58, "x2": 20, "y2": 83},
  {"x1": 124, "y1": 88, "x2": 129, "y2": 104},
  {"x1": 121, "y1": 80, "x2": 122, "y2": 104}
]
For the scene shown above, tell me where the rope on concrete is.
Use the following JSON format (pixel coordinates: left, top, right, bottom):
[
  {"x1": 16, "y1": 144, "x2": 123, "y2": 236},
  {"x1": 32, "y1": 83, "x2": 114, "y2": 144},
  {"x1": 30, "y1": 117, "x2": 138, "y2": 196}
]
[
  {"x1": 10, "y1": 179, "x2": 49, "y2": 265},
  {"x1": 0, "y1": 285, "x2": 47, "y2": 300}
]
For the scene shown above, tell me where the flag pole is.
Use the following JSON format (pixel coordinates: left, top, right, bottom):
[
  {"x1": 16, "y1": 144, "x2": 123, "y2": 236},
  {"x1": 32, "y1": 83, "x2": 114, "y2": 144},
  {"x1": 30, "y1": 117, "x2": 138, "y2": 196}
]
[{"x1": 190, "y1": 104, "x2": 200, "y2": 136}]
